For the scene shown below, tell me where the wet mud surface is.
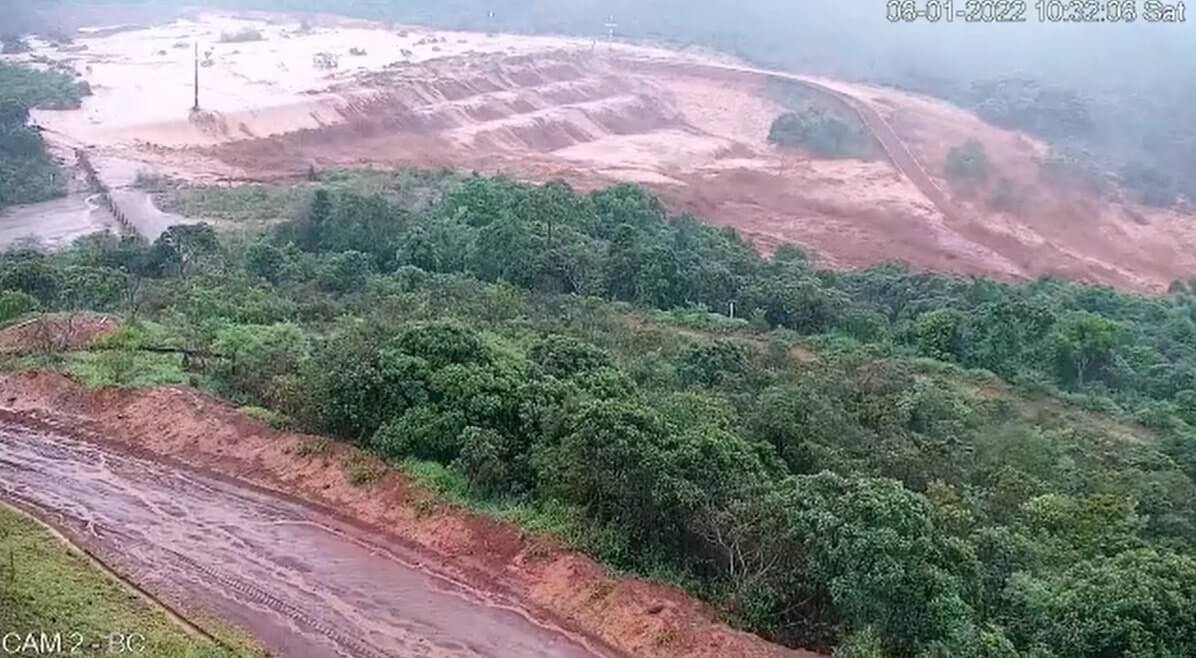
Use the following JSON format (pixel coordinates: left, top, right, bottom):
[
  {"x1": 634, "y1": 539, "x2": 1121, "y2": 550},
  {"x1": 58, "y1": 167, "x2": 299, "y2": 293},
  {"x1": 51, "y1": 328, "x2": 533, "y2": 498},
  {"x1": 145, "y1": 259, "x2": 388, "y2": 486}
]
[
  {"x1": 0, "y1": 423, "x2": 613, "y2": 658},
  {"x1": 0, "y1": 194, "x2": 115, "y2": 251}
]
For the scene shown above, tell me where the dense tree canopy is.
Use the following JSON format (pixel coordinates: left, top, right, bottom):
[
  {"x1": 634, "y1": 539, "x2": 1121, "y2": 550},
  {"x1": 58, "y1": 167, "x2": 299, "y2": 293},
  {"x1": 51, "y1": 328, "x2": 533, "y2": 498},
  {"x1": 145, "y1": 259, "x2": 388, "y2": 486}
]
[
  {"x1": 0, "y1": 62, "x2": 88, "y2": 208},
  {"x1": 3, "y1": 169, "x2": 1195, "y2": 658}
]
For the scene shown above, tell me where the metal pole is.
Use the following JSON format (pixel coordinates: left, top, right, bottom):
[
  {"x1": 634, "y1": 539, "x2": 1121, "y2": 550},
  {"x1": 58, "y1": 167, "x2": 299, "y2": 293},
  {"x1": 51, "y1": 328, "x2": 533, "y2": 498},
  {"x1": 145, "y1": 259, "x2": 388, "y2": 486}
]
[{"x1": 192, "y1": 42, "x2": 199, "y2": 111}]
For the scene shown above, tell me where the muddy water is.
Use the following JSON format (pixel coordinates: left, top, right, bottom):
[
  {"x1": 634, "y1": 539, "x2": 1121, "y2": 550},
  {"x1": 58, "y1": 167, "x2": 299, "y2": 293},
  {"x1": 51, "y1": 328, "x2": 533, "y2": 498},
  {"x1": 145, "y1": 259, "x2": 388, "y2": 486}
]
[
  {"x1": 0, "y1": 194, "x2": 115, "y2": 251},
  {"x1": 0, "y1": 426, "x2": 612, "y2": 658},
  {"x1": 109, "y1": 189, "x2": 190, "y2": 242}
]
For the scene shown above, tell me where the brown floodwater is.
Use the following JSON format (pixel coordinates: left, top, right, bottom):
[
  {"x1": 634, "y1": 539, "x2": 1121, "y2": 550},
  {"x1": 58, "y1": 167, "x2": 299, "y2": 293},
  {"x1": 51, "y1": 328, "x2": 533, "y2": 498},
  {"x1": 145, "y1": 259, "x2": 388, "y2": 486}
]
[
  {"x1": 0, "y1": 193, "x2": 114, "y2": 251},
  {"x1": 0, "y1": 424, "x2": 614, "y2": 658}
]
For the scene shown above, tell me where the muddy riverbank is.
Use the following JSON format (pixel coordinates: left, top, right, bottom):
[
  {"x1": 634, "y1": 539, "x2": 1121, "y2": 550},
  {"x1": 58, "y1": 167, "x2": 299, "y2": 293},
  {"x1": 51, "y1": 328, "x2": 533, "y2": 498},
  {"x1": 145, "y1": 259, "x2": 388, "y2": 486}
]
[{"x1": 0, "y1": 193, "x2": 115, "y2": 251}]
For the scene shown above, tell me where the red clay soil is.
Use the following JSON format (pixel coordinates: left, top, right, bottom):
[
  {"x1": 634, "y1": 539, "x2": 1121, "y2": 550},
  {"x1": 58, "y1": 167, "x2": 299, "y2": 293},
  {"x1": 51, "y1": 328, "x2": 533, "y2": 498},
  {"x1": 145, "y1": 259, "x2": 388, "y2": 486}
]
[
  {"x1": 199, "y1": 51, "x2": 1196, "y2": 293},
  {"x1": 621, "y1": 59, "x2": 1196, "y2": 292},
  {"x1": 0, "y1": 370, "x2": 823, "y2": 658},
  {"x1": 0, "y1": 313, "x2": 119, "y2": 354}
]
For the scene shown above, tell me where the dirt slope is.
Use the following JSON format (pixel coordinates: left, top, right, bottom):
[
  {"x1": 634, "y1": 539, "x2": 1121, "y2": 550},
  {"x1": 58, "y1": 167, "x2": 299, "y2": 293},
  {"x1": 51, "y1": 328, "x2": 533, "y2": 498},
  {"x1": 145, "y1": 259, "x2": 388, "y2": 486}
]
[
  {"x1": 0, "y1": 370, "x2": 821, "y2": 658},
  {"x1": 16, "y1": 11, "x2": 1195, "y2": 291}
]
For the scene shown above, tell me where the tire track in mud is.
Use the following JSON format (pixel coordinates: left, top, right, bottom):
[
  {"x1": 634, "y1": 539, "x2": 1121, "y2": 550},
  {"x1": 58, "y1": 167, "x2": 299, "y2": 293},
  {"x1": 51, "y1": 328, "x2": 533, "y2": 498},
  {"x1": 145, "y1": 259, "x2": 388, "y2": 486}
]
[
  {"x1": 144, "y1": 541, "x2": 392, "y2": 658},
  {"x1": 0, "y1": 422, "x2": 617, "y2": 658}
]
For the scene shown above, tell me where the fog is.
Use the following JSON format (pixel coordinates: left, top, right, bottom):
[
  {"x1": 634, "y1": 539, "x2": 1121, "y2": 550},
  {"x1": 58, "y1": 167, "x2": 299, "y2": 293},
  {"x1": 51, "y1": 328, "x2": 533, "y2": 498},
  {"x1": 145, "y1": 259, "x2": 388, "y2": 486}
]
[
  {"x1": 4, "y1": 0, "x2": 1194, "y2": 195},
  {"x1": 6, "y1": 0, "x2": 1192, "y2": 88}
]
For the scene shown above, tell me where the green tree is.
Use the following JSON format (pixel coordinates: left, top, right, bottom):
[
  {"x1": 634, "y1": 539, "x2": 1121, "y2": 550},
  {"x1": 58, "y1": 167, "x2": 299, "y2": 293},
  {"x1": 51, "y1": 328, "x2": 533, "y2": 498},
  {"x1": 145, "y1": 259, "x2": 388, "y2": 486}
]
[
  {"x1": 212, "y1": 323, "x2": 309, "y2": 409},
  {"x1": 152, "y1": 223, "x2": 220, "y2": 279},
  {"x1": 768, "y1": 106, "x2": 873, "y2": 159},
  {"x1": 529, "y1": 335, "x2": 613, "y2": 379},
  {"x1": 245, "y1": 241, "x2": 288, "y2": 284},
  {"x1": 540, "y1": 399, "x2": 676, "y2": 544},
  {"x1": 916, "y1": 309, "x2": 965, "y2": 362},
  {"x1": 787, "y1": 473, "x2": 980, "y2": 656},
  {"x1": 317, "y1": 250, "x2": 372, "y2": 292},
  {"x1": 1052, "y1": 311, "x2": 1121, "y2": 388},
  {"x1": 1006, "y1": 549, "x2": 1196, "y2": 658},
  {"x1": 678, "y1": 340, "x2": 750, "y2": 387},
  {"x1": 0, "y1": 289, "x2": 37, "y2": 324}
]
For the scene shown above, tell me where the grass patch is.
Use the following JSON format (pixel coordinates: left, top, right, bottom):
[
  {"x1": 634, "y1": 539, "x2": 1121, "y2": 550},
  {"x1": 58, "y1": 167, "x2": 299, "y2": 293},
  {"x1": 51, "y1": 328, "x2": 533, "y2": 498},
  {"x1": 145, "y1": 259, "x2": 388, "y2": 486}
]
[
  {"x1": 65, "y1": 351, "x2": 187, "y2": 389},
  {"x1": 238, "y1": 405, "x2": 292, "y2": 430},
  {"x1": 158, "y1": 185, "x2": 307, "y2": 228},
  {"x1": 401, "y1": 459, "x2": 470, "y2": 502},
  {"x1": 295, "y1": 438, "x2": 332, "y2": 458},
  {"x1": 395, "y1": 460, "x2": 699, "y2": 588},
  {"x1": 0, "y1": 504, "x2": 259, "y2": 657},
  {"x1": 156, "y1": 168, "x2": 465, "y2": 230},
  {"x1": 344, "y1": 454, "x2": 386, "y2": 487}
]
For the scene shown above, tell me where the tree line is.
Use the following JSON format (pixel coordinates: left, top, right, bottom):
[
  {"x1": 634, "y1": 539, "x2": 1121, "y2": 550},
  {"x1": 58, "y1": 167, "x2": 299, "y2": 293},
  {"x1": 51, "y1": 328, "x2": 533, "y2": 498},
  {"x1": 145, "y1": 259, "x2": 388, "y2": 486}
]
[{"x1": 0, "y1": 62, "x2": 88, "y2": 209}]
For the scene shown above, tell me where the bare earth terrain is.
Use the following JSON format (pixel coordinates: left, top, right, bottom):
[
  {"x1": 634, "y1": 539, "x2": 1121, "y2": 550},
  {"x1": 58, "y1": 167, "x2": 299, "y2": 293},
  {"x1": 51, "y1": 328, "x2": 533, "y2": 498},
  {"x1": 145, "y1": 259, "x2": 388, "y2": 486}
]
[
  {"x1": 3, "y1": 11, "x2": 1187, "y2": 658},
  {"x1": 6, "y1": 11, "x2": 1192, "y2": 290}
]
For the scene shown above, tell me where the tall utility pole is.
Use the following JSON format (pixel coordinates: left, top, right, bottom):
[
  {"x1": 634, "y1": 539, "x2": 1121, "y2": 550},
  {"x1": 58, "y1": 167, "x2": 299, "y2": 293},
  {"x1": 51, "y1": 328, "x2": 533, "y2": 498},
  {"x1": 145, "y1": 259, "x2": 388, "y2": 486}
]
[
  {"x1": 604, "y1": 16, "x2": 617, "y2": 47},
  {"x1": 192, "y1": 42, "x2": 200, "y2": 112}
]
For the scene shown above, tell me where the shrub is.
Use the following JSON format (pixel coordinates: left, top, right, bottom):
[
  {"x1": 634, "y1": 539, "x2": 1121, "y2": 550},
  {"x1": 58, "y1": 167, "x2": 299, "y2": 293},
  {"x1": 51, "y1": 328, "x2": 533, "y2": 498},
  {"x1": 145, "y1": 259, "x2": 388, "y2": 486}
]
[
  {"x1": 0, "y1": 289, "x2": 38, "y2": 324},
  {"x1": 945, "y1": 140, "x2": 992, "y2": 181},
  {"x1": 219, "y1": 28, "x2": 264, "y2": 43},
  {"x1": 239, "y1": 405, "x2": 292, "y2": 430},
  {"x1": 768, "y1": 106, "x2": 873, "y2": 159},
  {"x1": 345, "y1": 455, "x2": 386, "y2": 486}
]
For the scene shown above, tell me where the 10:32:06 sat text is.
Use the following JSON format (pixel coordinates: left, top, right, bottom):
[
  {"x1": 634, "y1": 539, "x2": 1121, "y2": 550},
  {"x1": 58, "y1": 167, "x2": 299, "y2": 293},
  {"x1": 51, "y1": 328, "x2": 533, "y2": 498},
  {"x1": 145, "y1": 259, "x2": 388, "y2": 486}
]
[{"x1": 887, "y1": 0, "x2": 1186, "y2": 23}]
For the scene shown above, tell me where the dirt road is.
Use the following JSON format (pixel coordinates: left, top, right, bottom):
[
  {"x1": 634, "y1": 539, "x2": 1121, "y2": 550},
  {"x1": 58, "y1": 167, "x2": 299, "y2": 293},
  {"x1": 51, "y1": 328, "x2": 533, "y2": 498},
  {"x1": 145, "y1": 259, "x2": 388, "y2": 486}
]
[{"x1": 0, "y1": 421, "x2": 616, "y2": 658}]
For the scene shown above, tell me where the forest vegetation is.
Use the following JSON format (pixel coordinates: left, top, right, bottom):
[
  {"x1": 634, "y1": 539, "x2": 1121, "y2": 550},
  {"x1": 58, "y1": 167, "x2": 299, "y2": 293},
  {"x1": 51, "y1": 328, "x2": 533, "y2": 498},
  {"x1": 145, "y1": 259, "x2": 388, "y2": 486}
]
[
  {"x1": 3, "y1": 167, "x2": 1195, "y2": 658},
  {"x1": 0, "y1": 62, "x2": 88, "y2": 208}
]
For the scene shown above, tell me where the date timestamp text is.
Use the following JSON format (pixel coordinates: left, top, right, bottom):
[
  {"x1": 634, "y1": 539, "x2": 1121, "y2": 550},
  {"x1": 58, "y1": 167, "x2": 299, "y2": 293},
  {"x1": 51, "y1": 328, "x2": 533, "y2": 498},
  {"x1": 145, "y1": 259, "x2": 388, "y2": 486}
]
[{"x1": 887, "y1": 0, "x2": 1186, "y2": 23}]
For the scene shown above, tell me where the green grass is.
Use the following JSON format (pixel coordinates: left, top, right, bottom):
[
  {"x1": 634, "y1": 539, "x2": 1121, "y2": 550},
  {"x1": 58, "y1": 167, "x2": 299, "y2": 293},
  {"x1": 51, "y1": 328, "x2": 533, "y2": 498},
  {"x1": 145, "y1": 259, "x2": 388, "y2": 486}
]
[
  {"x1": 401, "y1": 459, "x2": 471, "y2": 501},
  {"x1": 397, "y1": 459, "x2": 695, "y2": 586},
  {"x1": 0, "y1": 153, "x2": 67, "y2": 208},
  {"x1": 158, "y1": 185, "x2": 308, "y2": 228},
  {"x1": 64, "y1": 351, "x2": 188, "y2": 389},
  {"x1": 0, "y1": 61, "x2": 86, "y2": 110},
  {"x1": 0, "y1": 504, "x2": 260, "y2": 658},
  {"x1": 238, "y1": 406, "x2": 293, "y2": 430},
  {"x1": 344, "y1": 455, "x2": 386, "y2": 487},
  {"x1": 156, "y1": 168, "x2": 464, "y2": 230}
]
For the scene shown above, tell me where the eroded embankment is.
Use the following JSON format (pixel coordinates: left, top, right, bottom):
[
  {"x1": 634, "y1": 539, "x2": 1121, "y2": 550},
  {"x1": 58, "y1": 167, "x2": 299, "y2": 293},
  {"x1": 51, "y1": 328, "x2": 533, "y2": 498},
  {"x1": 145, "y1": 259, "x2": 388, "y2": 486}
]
[
  {"x1": 0, "y1": 370, "x2": 821, "y2": 658},
  {"x1": 206, "y1": 53, "x2": 682, "y2": 174}
]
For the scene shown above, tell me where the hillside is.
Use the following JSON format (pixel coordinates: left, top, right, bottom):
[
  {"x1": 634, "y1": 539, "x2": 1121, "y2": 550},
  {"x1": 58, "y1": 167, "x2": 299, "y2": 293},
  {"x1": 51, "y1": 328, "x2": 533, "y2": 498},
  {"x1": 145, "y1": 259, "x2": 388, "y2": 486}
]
[
  {"x1": 3, "y1": 167, "x2": 1196, "y2": 657},
  {"x1": 4, "y1": 12, "x2": 1193, "y2": 291}
]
